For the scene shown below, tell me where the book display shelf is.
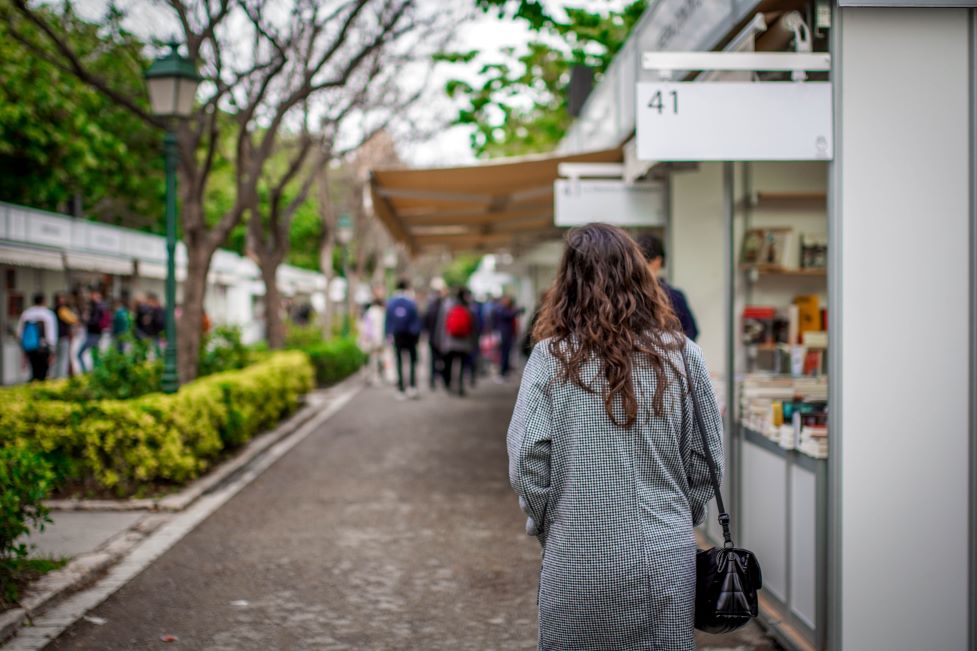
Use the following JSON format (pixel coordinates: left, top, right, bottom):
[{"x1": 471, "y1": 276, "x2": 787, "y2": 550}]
[{"x1": 733, "y1": 165, "x2": 829, "y2": 651}]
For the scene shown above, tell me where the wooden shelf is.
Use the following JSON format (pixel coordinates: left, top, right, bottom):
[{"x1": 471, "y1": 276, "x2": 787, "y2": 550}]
[
  {"x1": 746, "y1": 342, "x2": 828, "y2": 351},
  {"x1": 749, "y1": 191, "x2": 827, "y2": 208},
  {"x1": 740, "y1": 264, "x2": 827, "y2": 277}
]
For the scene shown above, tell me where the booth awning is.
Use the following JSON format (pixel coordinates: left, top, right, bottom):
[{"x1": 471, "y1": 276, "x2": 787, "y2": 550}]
[
  {"x1": 0, "y1": 244, "x2": 64, "y2": 271},
  {"x1": 369, "y1": 148, "x2": 622, "y2": 254},
  {"x1": 65, "y1": 252, "x2": 135, "y2": 276}
]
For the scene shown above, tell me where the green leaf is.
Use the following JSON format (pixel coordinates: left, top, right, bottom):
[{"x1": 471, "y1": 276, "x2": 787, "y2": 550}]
[{"x1": 437, "y1": 1, "x2": 648, "y2": 158}]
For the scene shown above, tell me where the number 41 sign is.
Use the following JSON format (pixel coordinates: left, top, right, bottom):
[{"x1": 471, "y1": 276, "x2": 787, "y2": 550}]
[{"x1": 635, "y1": 81, "x2": 833, "y2": 161}]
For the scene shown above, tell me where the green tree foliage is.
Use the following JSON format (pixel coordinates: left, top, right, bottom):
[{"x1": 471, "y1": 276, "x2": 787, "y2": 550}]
[
  {"x1": 0, "y1": 4, "x2": 163, "y2": 228},
  {"x1": 442, "y1": 254, "x2": 482, "y2": 289},
  {"x1": 440, "y1": 1, "x2": 646, "y2": 157}
]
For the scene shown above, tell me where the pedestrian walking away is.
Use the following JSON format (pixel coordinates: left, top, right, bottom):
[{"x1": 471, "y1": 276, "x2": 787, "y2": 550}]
[
  {"x1": 493, "y1": 294, "x2": 525, "y2": 380},
  {"x1": 386, "y1": 279, "x2": 422, "y2": 399},
  {"x1": 112, "y1": 293, "x2": 132, "y2": 352},
  {"x1": 637, "y1": 233, "x2": 699, "y2": 341},
  {"x1": 359, "y1": 290, "x2": 387, "y2": 386},
  {"x1": 423, "y1": 277, "x2": 448, "y2": 390},
  {"x1": 507, "y1": 223, "x2": 724, "y2": 651},
  {"x1": 135, "y1": 292, "x2": 165, "y2": 353},
  {"x1": 77, "y1": 290, "x2": 107, "y2": 372},
  {"x1": 438, "y1": 288, "x2": 478, "y2": 396},
  {"x1": 53, "y1": 292, "x2": 79, "y2": 378},
  {"x1": 17, "y1": 292, "x2": 58, "y2": 382}
]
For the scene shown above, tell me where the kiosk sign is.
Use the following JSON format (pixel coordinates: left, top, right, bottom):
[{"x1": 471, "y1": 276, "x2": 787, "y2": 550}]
[
  {"x1": 554, "y1": 179, "x2": 665, "y2": 228},
  {"x1": 635, "y1": 81, "x2": 833, "y2": 161}
]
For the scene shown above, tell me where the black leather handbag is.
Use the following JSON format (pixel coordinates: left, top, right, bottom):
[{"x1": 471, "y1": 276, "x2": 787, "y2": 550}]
[{"x1": 683, "y1": 351, "x2": 762, "y2": 634}]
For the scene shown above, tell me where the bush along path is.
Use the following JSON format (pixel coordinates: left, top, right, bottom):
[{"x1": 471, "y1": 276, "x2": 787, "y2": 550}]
[
  {"x1": 0, "y1": 369, "x2": 367, "y2": 648},
  {"x1": 0, "y1": 351, "x2": 315, "y2": 498},
  {"x1": 0, "y1": 337, "x2": 366, "y2": 640}
]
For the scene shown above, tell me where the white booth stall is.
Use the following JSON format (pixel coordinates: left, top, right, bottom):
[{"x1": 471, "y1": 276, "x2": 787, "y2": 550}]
[
  {"x1": 0, "y1": 201, "x2": 328, "y2": 384},
  {"x1": 556, "y1": 3, "x2": 976, "y2": 650}
]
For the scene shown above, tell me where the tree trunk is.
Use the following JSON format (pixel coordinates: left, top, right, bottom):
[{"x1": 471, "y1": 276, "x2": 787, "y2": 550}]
[
  {"x1": 319, "y1": 239, "x2": 335, "y2": 339},
  {"x1": 259, "y1": 258, "x2": 285, "y2": 349},
  {"x1": 178, "y1": 246, "x2": 213, "y2": 384}
]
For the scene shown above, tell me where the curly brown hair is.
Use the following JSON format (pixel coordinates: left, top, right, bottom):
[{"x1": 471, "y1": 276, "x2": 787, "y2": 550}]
[{"x1": 532, "y1": 223, "x2": 685, "y2": 428}]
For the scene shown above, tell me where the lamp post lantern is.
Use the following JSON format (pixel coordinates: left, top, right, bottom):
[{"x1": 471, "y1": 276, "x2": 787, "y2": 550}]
[
  {"x1": 145, "y1": 42, "x2": 200, "y2": 394},
  {"x1": 336, "y1": 213, "x2": 354, "y2": 338}
]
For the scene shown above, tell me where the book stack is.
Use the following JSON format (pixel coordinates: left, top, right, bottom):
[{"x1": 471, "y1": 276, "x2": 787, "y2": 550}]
[
  {"x1": 799, "y1": 425, "x2": 828, "y2": 459},
  {"x1": 740, "y1": 374, "x2": 828, "y2": 459}
]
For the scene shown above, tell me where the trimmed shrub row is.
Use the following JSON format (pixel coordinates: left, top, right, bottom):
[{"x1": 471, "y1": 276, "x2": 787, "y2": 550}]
[
  {"x1": 304, "y1": 338, "x2": 367, "y2": 387},
  {"x1": 0, "y1": 351, "x2": 314, "y2": 496}
]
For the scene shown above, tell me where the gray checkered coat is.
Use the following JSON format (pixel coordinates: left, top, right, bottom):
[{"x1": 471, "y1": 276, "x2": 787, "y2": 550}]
[{"x1": 507, "y1": 339, "x2": 723, "y2": 651}]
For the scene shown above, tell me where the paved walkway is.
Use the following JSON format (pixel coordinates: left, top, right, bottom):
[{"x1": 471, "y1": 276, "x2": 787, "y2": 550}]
[{"x1": 46, "y1": 379, "x2": 777, "y2": 650}]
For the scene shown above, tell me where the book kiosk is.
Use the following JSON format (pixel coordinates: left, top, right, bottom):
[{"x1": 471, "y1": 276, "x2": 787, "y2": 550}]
[
  {"x1": 633, "y1": 9, "x2": 976, "y2": 648},
  {"x1": 637, "y1": 49, "x2": 833, "y2": 650}
]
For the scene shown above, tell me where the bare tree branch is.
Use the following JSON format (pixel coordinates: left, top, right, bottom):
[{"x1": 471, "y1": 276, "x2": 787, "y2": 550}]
[{"x1": 7, "y1": 1, "x2": 166, "y2": 128}]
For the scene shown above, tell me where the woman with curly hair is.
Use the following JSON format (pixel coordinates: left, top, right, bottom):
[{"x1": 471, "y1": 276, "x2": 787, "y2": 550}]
[{"x1": 507, "y1": 223, "x2": 724, "y2": 651}]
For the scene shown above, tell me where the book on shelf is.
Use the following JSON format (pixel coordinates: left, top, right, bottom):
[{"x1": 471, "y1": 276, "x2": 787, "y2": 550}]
[
  {"x1": 800, "y1": 233, "x2": 828, "y2": 269},
  {"x1": 802, "y1": 330, "x2": 828, "y2": 348},
  {"x1": 740, "y1": 227, "x2": 794, "y2": 267},
  {"x1": 742, "y1": 305, "x2": 777, "y2": 345},
  {"x1": 793, "y1": 294, "x2": 821, "y2": 333}
]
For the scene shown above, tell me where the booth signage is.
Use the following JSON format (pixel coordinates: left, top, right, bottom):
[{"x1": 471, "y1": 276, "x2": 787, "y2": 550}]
[
  {"x1": 635, "y1": 81, "x2": 833, "y2": 161},
  {"x1": 554, "y1": 179, "x2": 665, "y2": 227}
]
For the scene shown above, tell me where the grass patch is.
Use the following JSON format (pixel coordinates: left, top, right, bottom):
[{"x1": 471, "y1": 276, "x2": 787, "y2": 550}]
[{"x1": 1, "y1": 557, "x2": 68, "y2": 611}]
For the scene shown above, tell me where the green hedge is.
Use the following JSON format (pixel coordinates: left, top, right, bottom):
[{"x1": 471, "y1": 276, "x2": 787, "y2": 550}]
[
  {"x1": 0, "y1": 445, "x2": 53, "y2": 606},
  {"x1": 0, "y1": 352, "x2": 314, "y2": 496},
  {"x1": 304, "y1": 338, "x2": 367, "y2": 386}
]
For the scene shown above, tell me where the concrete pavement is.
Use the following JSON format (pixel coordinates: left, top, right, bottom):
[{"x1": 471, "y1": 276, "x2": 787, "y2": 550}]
[
  {"x1": 42, "y1": 378, "x2": 778, "y2": 650},
  {"x1": 28, "y1": 512, "x2": 147, "y2": 561}
]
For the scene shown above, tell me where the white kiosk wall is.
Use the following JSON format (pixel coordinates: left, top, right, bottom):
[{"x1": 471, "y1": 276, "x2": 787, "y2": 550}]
[
  {"x1": 836, "y1": 9, "x2": 972, "y2": 650},
  {"x1": 671, "y1": 162, "x2": 728, "y2": 371}
]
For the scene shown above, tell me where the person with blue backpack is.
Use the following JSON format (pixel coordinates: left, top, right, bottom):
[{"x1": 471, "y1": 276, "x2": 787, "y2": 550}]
[
  {"x1": 17, "y1": 292, "x2": 58, "y2": 382},
  {"x1": 385, "y1": 279, "x2": 422, "y2": 400}
]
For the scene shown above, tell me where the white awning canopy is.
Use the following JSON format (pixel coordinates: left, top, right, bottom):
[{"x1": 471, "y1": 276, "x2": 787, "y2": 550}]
[
  {"x1": 0, "y1": 244, "x2": 64, "y2": 271},
  {"x1": 369, "y1": 148, "x2": 622, "y2": 254},
  {"x1": 65, "y1": 252, "x2": 135, "y2": 276}
]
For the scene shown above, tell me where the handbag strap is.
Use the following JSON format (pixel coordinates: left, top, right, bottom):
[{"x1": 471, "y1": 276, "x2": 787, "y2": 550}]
[{"x1": 681, "y1": 345, "x2": 734, "y2": 548}]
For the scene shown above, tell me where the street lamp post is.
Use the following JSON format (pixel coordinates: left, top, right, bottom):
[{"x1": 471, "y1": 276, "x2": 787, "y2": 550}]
[
  {"x1": 145, "y1": 42, "x2": 200, "y2": 394},
  {"x1": 336, "y1": 213, "x2": 354, "y2": 338}
]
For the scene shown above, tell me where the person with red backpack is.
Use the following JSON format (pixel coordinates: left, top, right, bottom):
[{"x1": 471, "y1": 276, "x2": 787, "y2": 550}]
[{"x1": 437, "y1": 288, "x2": 478, "y2": 396}]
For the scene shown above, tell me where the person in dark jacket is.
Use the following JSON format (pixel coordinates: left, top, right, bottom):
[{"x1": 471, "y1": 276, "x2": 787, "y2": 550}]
[
  {"x1": 423, "y1": 278, "x2": 448, "y2": 390},
  {"x1": 77, "y1": 290, "x2": 106, "y2": 372},
  {"x1": 386, "y1": 279, "x2": 422, "y2": 400},
  {"x1": 493, "y1": 295, "x2": 525, "y2": 380},
  {"x1": 636, "y1": 234, "x2": 699, "y2": 341},
  {"x1": 135, "y1": 292, "x2": 166, "y2": 352}
]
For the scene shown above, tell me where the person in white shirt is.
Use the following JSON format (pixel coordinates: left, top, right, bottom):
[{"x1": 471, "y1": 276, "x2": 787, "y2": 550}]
[
  {"x1": 17, "y1": 292, "x2": 58, "y2": 382},
  {"x1": 358, "y1": 291, "x2": 387, "y2": 386}
]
